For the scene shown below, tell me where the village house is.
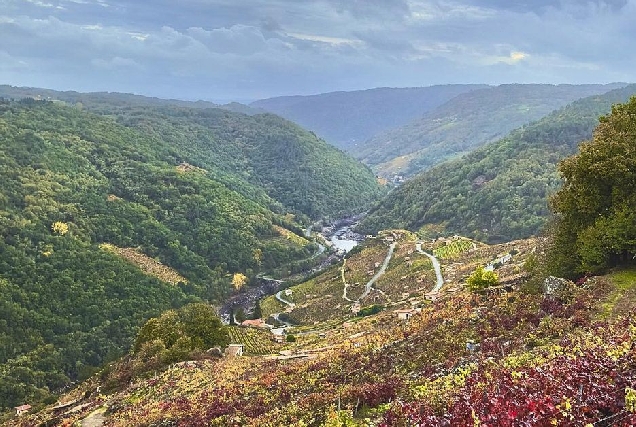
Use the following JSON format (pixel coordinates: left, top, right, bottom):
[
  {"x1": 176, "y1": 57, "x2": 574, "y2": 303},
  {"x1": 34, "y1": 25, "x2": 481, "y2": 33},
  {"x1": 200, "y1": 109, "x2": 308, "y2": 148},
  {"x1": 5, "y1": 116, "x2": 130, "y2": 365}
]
[
  {"x1": 15, "y1": 404, "x2": 31, "y2": 416},
  {"x1": 225, "y1": 344, "x2": 244, "y2": 357},
  {"x1": 394, "y1": 308, "x2": 418, "y2": 320},
  {"x1": 351, "y1": 302, "x2": 361, "y2": 314},
  {"x1": 241, "y1": 318, "x2": 267, "y2": 328},
  {"x1": 425, "y1": 291, "x2": 440, "y2": 302},
  {"x1": 271, "y1": 327, "x2": 286, "y2": 343}
]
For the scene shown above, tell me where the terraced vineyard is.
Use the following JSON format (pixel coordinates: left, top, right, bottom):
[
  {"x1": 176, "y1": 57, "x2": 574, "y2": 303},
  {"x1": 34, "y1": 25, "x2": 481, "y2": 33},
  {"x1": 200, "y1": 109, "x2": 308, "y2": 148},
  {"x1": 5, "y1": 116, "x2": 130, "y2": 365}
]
[
  {"x1": 17, "y1": 265, "x2": 636, "y2": 427},
  {"x1": 99, "y1": 243, "x2": 189, "y2": 284},
  {"x1": 432, "y1": 238, "x2": 475, "y2": 259},
  {"x1": 227, "y1": 327, "x2": 278, "y2": 355}
]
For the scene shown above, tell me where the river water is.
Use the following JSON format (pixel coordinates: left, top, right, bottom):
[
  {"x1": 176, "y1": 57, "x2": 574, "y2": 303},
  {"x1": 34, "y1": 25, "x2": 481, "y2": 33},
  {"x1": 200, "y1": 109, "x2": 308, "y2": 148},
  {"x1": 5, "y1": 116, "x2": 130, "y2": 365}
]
[
  {"x1": 329, "y1": 225, "x2": 360, "y2": 252},
  {"x1": 220, "y1": 216, "x2": 365, "y2": 324}
]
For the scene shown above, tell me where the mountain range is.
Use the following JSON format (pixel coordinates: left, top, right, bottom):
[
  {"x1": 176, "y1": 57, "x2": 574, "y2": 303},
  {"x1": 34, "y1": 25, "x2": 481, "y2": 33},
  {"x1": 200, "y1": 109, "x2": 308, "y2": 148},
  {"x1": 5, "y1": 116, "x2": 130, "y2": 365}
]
[
  {"x1": 358, "y1": 84, "x2": 636, "y2": 242},
  {"x1": 251, "y1": 85, "x2": 488, "y2": 151}
]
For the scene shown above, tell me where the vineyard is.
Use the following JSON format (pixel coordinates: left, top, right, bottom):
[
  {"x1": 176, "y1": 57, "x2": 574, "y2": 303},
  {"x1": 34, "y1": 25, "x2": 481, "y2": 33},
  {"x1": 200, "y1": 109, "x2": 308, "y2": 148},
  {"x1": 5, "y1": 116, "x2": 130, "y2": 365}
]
[
  {"x1": 99, "y1": 243, "x2": 189, "y2": 284},
  {"x1": 273, "y1": 225, "x2": 312, "y2": 247},
  {"x1": 260, "y1": 235, "x2": 535, "y2": 325},
  {"x1": 432, "y1": 238, "x2": 474, "y2": 259},
  {"x1": 227, "y1": 326, "x2": 278, "y2": 355},
  {"x1": 14, "y1": 265, "x2": 636, "y2": 426}
]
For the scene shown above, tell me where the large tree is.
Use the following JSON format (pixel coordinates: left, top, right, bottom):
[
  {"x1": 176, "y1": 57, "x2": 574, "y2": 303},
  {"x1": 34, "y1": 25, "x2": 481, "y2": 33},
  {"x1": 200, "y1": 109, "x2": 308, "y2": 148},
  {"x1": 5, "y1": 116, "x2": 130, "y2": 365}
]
[{"x1": 548, "y1": 97, "x2": 636, "y2": 276}]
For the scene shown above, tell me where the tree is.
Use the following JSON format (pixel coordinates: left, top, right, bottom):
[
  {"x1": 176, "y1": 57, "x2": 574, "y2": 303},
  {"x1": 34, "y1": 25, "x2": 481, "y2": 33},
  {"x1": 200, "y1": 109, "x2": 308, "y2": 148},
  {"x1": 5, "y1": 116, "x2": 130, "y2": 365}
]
[
  {"x1": 134, "y1": 303, "x2": 229, "y2": 355},
  {"x1": 231, "y1": 273, "x2": 248, "y2": 291},
  {"x1": 51, "y1": 221, "x2": 69, "y2": 235},
  {"x1": 466, "y1": 266, "x2": 499, "y2": 291},
  {"x1": 548, "y1": 96, "x2": 636, "y2": 276},
  {"x1": 253, "y1": 248, "x2": 263, "y2": 266}
]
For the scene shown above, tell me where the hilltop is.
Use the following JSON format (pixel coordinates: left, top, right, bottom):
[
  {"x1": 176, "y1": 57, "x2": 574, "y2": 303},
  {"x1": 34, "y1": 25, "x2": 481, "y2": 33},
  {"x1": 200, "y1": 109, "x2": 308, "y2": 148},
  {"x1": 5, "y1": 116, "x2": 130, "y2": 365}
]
[
  {"x1": 360, "y1": 83, "x2": 627, "y2": 178},
  {"x1": 358, "y1": 84, "x2": 636, "y2": 242},
  {"x1": 251, "y1": 85, "x2": 488, "y2": 151},
  {"x1": 0, "y1": 85, "x2": 264, "y2": 115}
]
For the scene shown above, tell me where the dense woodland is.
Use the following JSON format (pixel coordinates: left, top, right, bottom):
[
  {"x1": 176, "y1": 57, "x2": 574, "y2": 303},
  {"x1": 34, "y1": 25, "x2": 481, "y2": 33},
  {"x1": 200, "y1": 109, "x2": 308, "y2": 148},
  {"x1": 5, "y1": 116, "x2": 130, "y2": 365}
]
[
  {"x1": 0, "y1": 98, "x2": 381, "y2": 409},
  {"x1": 360, "y1": 83, "x2": 626, "y2": 177},
  {"x1": 548, "y1": 96, "x2": 636, "y2": 277},
  {"x1": 359, "y1": 85, "x2": 636, "y2": 243}
]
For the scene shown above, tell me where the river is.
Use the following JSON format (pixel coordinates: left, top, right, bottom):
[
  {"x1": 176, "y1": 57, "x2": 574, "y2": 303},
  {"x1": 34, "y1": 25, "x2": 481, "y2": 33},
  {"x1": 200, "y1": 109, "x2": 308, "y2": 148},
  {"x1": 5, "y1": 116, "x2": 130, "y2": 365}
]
[
  {"x1": 220, "y1": 216, "x2": 365, "y2": 324},
  {"x1": 329, "y1": 225, "x2": 360, "y2": 252}
]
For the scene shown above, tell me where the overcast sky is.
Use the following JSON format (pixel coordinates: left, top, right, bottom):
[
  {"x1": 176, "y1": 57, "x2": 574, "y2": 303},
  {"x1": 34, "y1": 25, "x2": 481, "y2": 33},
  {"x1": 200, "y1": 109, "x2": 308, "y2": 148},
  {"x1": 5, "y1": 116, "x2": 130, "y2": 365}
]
[{"x1": 1, "y1": 0, "x2": 634, "y2": 101}]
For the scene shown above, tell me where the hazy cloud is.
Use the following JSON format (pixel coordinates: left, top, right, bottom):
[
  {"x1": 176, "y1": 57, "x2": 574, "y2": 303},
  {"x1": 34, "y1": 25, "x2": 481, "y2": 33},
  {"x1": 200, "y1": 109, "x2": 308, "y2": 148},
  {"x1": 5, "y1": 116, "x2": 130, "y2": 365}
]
[{"x1": 0, "y1": 0, "x2": 634, "y2": 100}]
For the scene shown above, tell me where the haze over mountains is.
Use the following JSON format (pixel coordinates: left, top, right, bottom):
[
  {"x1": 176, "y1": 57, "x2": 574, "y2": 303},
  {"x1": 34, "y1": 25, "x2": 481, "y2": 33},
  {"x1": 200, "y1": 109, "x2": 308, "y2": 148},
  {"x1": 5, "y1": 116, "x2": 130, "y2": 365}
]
[
  {"x1": 252, "y1": 83, "x2": 627, "y2": 178},
  {"x1": 251, "y1": 85, "x2": 488, "y2": 151},
  {"x1": 359, "y1": 83, "x2": 627, "y2": 177}
]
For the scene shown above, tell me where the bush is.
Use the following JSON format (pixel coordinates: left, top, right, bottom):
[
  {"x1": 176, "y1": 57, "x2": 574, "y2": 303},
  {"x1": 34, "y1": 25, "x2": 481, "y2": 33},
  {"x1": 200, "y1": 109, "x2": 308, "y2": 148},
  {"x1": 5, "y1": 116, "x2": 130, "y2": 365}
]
[
  {"x1": 358, "y1": 304, "x2": 384, "y2": 317},
  {"x1": 466, "y1": 266, "x2": 499, "y2": 291}
]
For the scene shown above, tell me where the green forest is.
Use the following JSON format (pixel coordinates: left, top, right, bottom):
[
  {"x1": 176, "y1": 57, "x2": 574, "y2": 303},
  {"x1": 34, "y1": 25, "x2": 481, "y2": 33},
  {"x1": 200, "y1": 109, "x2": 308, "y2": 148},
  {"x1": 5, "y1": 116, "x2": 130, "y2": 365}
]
[
  {"x1": 548, "y1": 96, "x2": 636, "y2": 277},
  {"x1": 358, "y1": 85, "x2": 636, "y2": 242},
  {"x1": 359, "y1": 83, "x2": 626, "y2": 177},
  {"x1": 0, "y1": 98, "x2": 381, "y2": 409}
]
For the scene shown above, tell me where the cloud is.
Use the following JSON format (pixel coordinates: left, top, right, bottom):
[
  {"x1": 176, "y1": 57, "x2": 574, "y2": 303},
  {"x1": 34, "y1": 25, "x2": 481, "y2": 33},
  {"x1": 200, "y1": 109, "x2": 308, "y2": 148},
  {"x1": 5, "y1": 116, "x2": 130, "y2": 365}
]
[
  {"x1": 0, "y1": 0, "x2": 634, "y2": 100},
  {"x1": 91, "y1": 56, "x2": 142, "y2": 70}
]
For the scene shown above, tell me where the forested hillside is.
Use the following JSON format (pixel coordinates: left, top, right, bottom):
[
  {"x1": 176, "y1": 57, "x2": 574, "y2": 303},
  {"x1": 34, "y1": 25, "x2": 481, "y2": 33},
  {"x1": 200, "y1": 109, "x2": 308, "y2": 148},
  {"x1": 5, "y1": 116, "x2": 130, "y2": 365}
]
[
  {"x1": 251, "y1": 85, "x2": 488, "y2": 150},
  {"x1": 6, "y1": 92, "x2": 636, "y2": 427},
  {"x1": 360, "y1": 83, "x2": 626, "y2": 177},
  {"x1": 107, "y1": 107, "x2": 383, "y2": 219},
  {"x1": 0, "y1": 85, "x2": 264, "y2": 115},
  {"x1": 0, "y1": 98, "x2": 380, "y2": 410},
  {"x1": 548, "y1": 96, "x2": 636, "y2": 278},
  {"x1": 358, "y1": 84, "x2": 636, "y2": 242}
]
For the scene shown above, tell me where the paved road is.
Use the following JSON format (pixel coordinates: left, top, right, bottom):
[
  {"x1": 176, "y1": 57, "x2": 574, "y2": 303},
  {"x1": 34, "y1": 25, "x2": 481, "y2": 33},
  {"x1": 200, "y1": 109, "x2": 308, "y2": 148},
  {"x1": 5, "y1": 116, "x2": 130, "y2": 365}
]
[
  {"x1": 358, "y1": 242, "x2": 397, "y2": 301},
  {"x1": 416, "y1": 242, "x2": 444, "y2": 293},
  {"x1": 275, "y1": 291, "x2": 295, "y2": 308}
]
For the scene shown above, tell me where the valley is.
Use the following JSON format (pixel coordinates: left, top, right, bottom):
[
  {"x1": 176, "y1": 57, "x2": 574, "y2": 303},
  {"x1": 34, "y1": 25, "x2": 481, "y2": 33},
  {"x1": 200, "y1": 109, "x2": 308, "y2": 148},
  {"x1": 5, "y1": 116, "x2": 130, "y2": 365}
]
[
  {"x1": 10, "y1": 230, "x2": 635, "y2": 426},
  {"x1": 1, "y1": 87, "x2": 635, "y2": 426},
  {"x1": 4, "y1": 0, "x2": 636, "y2": 424}
]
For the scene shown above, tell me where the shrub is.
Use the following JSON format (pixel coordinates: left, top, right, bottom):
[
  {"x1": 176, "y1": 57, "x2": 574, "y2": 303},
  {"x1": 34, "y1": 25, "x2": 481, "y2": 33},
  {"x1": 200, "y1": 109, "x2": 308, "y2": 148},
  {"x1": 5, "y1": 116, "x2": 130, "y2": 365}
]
[{"x1": 466, "y1": 266, "x2": 499, "y2": 291}]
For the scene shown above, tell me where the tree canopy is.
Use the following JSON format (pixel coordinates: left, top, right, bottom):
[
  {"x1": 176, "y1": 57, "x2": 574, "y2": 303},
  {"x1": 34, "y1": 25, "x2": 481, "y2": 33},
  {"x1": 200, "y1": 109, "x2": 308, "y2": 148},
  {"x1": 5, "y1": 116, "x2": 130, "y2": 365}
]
[
  {"x1": 548, "y1": 96, "x2": 636, "y2": 276},
  {"x1": 134, "y1": 303, "x2": 229, "y2": 360}
]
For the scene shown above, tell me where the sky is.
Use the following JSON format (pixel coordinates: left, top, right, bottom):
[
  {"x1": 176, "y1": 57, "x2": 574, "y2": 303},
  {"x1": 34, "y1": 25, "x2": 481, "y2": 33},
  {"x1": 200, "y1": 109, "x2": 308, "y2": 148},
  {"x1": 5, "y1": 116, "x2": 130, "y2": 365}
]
[{"x1": 1, "y1": 0, "x2": 634, "y2": 102}]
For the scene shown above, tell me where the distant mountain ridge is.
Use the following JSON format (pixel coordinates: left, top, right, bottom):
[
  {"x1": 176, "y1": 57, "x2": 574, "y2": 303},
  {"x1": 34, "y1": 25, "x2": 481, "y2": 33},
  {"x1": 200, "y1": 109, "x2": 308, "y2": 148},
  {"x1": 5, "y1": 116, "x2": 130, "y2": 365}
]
[
  {"x1": 251, "y1": 85, "x2": 489, "y2": 150},
  {"x1": 0, "y1": 85, "x2": 265, "y2": 115},
  {"x1": 358, "y1": 84, "x2": 636, "y2": 243},
  {"x1": 359, "y1": 83, "x2": 628, "y2": 177}
]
